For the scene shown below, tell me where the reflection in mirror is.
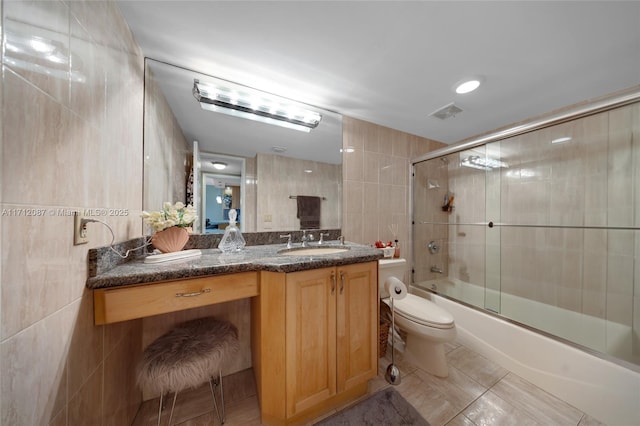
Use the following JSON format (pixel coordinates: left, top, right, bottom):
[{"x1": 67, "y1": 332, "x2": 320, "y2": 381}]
[
  {"x1": 143, "y1": 59, "x2": 343, "y2": 235},
  {"x1": 200, "y1": 153, "x2": 245, "y2": 234}
]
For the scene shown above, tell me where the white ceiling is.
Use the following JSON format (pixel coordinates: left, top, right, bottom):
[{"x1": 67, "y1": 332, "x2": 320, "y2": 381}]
[{"x1": 118, "y1": 1, "x2": 640, "y2": 156}]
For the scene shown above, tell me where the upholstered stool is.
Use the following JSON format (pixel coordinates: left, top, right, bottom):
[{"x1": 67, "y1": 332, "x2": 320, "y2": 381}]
[{"x1": 137, "y1": 317, "x2": 239, "y2": 425}]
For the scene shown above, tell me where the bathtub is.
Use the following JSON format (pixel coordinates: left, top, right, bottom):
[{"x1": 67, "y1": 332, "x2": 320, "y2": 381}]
[{"x1": 411, "y1": 283, "x2": 640, "y2": 425}]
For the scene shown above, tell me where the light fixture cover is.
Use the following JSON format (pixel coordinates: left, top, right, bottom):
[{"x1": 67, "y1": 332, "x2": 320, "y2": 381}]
[
  {"x1": 212, "y1": 161, "x2": 227, "y2": 170},
  {"x1": 460, "y1": 155, "x2": 508, "y2": 170},
  {"x1": 454, "y1": 77, "x2": 483, "y2": 94},
  {"x1": 193, "y1": 79, "x2": 321, "y2": 132}
]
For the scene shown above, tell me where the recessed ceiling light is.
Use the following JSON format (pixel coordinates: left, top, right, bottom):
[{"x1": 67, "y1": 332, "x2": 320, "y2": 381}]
[
  {"x1": 212, "y1": 161, "x2": 227, "y2": 170},
  {"x1": 454, "y1": 78, "x2": 482, "y2": 94},
  {"x1": 304, "y1": 169, "x2": 313, "y2": 173}
]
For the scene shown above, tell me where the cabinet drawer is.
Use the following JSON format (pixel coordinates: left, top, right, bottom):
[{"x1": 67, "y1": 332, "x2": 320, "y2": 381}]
[{"x1": 94, "y1": 272, "x2": 258, "y2": 324}]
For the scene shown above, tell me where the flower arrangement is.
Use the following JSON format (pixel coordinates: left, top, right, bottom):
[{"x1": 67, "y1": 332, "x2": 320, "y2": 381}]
[{"x1": 141, "y1": 202, "x2": 197, "y2": 232}]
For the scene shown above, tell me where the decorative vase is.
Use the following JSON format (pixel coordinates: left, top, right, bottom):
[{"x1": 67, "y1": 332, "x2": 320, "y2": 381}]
[{"x1": 152, "y1": 226, "x2": 190, "y2": 253}]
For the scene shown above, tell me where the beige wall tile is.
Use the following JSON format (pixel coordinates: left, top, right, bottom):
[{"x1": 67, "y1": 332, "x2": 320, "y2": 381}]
[
  {"x1": 1, "y1": 303, "x2": 74, "y2": 425},
  {"x1": 342, "y1": 117, "x2": 444, "y2": 258},
  {"x1": 256, "y1": 153, "x2": 341, "y2": 231},
  {"x1": 1, "y1": 206, "x2": 85, "y2": 338},
  {"x1": 3, "y1": 0, "x2": 70, "y2": 105},
  {"x1": 143, "y1": 65, "x2": 189, "y2": 214},
  {"x1": 1, "y1": 1, "x2": 146, "y2": 424},
  {"x1": 342, "y1": 116, "x2": 444, "y2": 283}
]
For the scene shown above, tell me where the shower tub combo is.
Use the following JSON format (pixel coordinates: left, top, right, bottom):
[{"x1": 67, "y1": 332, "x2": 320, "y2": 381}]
[{"x1": 411, "y1": 88, "x2": 640, "y2": 425}]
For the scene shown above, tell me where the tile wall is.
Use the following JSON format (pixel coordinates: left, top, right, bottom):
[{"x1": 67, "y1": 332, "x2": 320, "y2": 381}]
[
  {"x1": 143, "y1": 65, "x2": 190, "y2": 215},
  {"x1": 1, "y1": 1, "x2": 146, "y2": 424},
  {"x1": 256, "y1": 153, "x2": 341, "y2": 232},
  {"x1": 341, "y1": 117, "x2": 445, "y2": 281}
]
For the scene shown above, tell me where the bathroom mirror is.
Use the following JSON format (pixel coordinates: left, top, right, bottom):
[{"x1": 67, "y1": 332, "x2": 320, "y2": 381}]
[{"x1": 143, "y1": 59, "x2": 343, "y2": 234}]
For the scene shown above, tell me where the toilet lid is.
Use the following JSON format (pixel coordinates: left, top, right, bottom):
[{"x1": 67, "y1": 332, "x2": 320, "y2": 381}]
[{"x1": 387, "y1": 294, "x2": 454, "y2": 329}]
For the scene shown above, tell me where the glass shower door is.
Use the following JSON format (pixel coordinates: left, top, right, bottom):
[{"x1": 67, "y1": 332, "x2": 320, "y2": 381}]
[{"x1": 412, "y1": 148, "x2": 496, "y2": 312}]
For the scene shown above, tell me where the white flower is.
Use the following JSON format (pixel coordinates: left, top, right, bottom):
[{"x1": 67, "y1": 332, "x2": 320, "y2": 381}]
[{"x1": 141, "y1": 202, "x2": 198, "y2": 232}]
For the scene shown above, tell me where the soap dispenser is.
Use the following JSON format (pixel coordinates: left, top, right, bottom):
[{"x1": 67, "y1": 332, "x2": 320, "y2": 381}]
[{"x1": 218, "y1": 209, "x2": 246, "y2": 253}]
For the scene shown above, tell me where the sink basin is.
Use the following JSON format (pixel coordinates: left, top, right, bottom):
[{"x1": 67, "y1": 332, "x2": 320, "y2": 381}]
[{"x1": 278, "y1": 246, "x2": 350, "y2": 256}]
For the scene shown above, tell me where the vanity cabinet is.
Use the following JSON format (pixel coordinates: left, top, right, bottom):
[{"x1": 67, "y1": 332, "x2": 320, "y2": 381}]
[
  {"x1": 252, "y1": 261, "x2": 378, "y2": 425},
  {"x1": 93, "y1": 272, "x2": 259, "y2": 324}
]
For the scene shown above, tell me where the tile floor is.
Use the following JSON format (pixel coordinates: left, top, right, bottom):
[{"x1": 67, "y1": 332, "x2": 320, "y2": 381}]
[{"x1": 131, "y1": 340, "x2": 606, "y2": 426}]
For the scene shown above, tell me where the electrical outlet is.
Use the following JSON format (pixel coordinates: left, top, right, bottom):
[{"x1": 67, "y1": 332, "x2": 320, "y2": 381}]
[
  {"x1": 264, "y1": 214, "x2": 272, "y2": 222},
  {"x1": 74, "y1": 212, "x2": 89, "y2": 245}
]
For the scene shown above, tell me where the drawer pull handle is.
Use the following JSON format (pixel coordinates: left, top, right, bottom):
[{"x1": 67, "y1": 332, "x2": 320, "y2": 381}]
[
  {"x1": 331, "y1": 271, "x2": 336, "y2": 294},
  {"x1": 339, "y1": 271, "x2": 345, "y2": 294},
  {"x1": 175, "y1": 288, "x2": 211, "y2": 297}
]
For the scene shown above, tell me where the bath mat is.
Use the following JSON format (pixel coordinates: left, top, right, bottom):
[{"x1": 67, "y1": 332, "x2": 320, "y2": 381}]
[{"x1": 314, "y1": 388, "x2": 429, "y2": 425}]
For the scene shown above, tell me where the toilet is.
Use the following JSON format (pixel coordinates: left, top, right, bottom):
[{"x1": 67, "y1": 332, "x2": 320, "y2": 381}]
[{"x1": 379, "y1": 258, "x2": 456, "y2": 377}]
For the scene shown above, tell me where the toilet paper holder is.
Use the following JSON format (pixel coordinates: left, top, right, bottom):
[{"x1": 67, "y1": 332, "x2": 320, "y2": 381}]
[{"x1": 384, "y1": 277, "x2": 406, "y2": 386}]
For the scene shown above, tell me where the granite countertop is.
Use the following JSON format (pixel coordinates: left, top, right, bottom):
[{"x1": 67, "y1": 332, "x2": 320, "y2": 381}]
[{"x1": 86, "y1": 242, "x2": 383, "y2": 289}]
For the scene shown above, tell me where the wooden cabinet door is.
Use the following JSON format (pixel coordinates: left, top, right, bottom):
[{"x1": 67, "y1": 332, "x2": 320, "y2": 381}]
[
  {"x1": 285, "y1": 267, "x2": 337, "y2": 417},
  {"x1": 336, "y1": 262, "x2": 378, "y2": 393}
]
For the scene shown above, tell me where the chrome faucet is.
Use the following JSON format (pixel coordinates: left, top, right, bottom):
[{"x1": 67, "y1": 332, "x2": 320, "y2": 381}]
[
  {"x1": 280, "y1": 234, "x2": 292, "y2": 249},
  {"x1": 301, "y1": 230, "x2": 314, "y2": 247},
  {"x1": 430, "y1": 266, "x2": 443, "y2": 274},
  {"x1": 318, "y1": 232, "x2": 329, "y2": 245}
]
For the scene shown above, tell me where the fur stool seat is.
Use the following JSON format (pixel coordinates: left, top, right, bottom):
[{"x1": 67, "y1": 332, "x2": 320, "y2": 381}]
[{"x1": 137, "y1": 317, "x2": 239, "y2": 425}]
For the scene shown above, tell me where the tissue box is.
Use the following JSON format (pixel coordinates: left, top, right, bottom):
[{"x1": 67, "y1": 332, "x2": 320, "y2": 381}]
[{"x1": 381, "y1": 247, "x2": 394, "y2": 258}]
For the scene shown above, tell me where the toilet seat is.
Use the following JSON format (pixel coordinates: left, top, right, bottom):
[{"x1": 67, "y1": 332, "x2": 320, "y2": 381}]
[{"x1": 386, "y1": 294, "x2": 454, "y2": 329}]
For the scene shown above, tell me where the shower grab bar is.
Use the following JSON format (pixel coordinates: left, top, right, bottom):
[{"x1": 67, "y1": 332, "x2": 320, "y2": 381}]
[{"x1": 418, "y1": 221, "x2": 640, "y2": 231}]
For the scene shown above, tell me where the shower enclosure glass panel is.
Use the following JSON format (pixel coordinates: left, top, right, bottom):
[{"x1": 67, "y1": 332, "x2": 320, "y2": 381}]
[
  {"x1": 412, "y1": 148, "x2": 493, "y2": 312},
  {"x1": 412, "y1": 100, "x2": 640, "y2": 368}
]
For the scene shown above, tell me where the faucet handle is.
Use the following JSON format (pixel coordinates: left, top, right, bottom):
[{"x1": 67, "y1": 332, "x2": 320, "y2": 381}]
[
  {"x1": 339, "y1": 235, "x2": 345, "y2": 245},
  {"x1": 280, "y1": 234, "x2": 292, "y2": 249},
  {"x1": 318, "y1": 232, "x2": 329, "y2": 244}
]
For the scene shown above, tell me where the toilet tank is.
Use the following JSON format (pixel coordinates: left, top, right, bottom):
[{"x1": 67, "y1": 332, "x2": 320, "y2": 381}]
[{"x1": 378, "y1": 258, "x2": 406, "y2": 298}]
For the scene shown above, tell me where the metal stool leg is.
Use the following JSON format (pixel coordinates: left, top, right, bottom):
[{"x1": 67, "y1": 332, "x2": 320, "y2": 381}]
[
  {"x1": 219, "y1": 370, "x2": 225, "y2": 423},
  {"x1": 166, "y1": 391, "x2": 178, "y2": 426},
  {"x1": 156, "y1": 392, "x2": 164, "y2": 426},
  {"x1": 209, "y1": 374, "x2": 223, "y2": 424}
]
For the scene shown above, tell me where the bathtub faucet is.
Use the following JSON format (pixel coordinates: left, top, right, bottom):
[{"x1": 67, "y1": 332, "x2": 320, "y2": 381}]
[{"x1": 430, "y1": 266, "x2": 443, "y2": 274}]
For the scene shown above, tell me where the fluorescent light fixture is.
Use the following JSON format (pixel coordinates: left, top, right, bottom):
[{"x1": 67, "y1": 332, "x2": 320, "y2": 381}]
[
  {"x1": 193, "y1": 79, "x2": 322, "y2": 132},
  {"x1": 454, "y1": 78, "x2": 482, "y2": 94},
  {"x1": 461, "y1": 155, "x2": 508, "y2": 170},
  {"x1": 551, "y1": 136, "x2": 572, "y2": 144},
  {"x1": 212, "y1": 161, "x2": 227, "y2": 170}
]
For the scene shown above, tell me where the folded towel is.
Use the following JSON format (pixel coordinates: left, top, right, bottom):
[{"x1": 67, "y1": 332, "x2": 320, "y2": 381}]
[{"x1": 296, "y1": 196, "x2": 321, "y2": 229}]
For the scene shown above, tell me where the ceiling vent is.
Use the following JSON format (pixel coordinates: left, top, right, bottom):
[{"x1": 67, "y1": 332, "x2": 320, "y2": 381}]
[{"x1": 429, "y1": 102, "x2": 463, "y2": 120}]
